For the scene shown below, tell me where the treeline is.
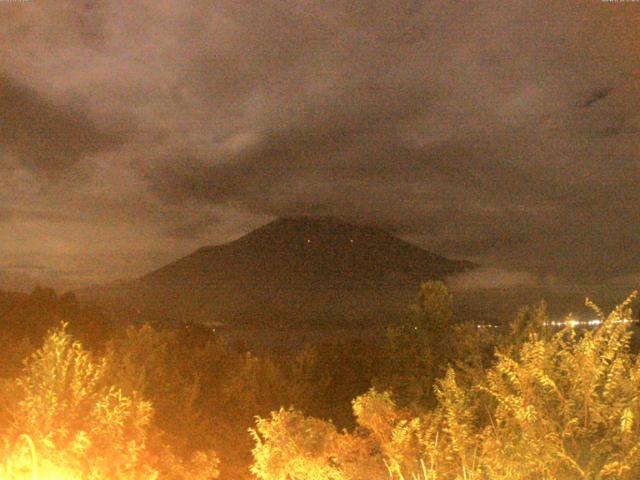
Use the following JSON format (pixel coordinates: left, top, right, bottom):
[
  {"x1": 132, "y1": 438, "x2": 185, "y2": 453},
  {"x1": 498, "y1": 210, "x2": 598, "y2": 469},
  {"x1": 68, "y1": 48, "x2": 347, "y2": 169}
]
[{"x1": 0, "y1": 284, "x2": 638, "y2": 478}]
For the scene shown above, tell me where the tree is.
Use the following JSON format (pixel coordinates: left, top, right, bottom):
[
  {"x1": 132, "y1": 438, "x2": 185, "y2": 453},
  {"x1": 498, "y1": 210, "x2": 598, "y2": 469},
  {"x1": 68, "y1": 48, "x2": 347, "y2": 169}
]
[
  {"x1": 250, "y1": 407, "x2": 380, "y2": 480},
  {"x1": 477, "y1": 293, "x2": 640, "y2": 479},
  {"x1": 1, "y1": 323, "x2": 157, "y2": 479},
  {"x1": 411, "y1": 281, "x2": 454, "y2": 340},
  {"x1": 0, "y1": 323, "x2": 220, "y2": 480},
  {"x1": 378, "y1": 281, "x2": 456, "y2": 409}
]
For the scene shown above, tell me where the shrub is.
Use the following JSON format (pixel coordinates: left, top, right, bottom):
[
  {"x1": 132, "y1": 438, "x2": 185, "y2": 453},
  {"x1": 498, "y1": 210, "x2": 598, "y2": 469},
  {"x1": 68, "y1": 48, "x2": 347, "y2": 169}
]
[
  {"x1": 0, "y1": 323, "x2": 219, "y2": 479},
  {"x1": 251, "y1": 293, "x2": 640, "y2": 480}
]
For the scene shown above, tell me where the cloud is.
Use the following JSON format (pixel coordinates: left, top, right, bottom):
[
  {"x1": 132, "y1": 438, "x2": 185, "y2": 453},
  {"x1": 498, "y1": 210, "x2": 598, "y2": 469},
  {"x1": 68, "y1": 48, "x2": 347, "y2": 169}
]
[
  {"x1": 582, "y1": 86, "x2": 613, "y2": 108},
  {"x1": 0, "y1": 74, "x2": 117, "y2": 174},
  {"x1": 0, "y1": 0, "x2": 639, "y2": 282}
]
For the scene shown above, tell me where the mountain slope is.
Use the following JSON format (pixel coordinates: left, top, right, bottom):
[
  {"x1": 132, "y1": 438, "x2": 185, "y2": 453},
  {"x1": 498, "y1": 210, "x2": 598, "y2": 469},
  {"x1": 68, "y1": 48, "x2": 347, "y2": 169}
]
[{"x1": 81, "y1": 217, "x2": 474, "y2": 327}]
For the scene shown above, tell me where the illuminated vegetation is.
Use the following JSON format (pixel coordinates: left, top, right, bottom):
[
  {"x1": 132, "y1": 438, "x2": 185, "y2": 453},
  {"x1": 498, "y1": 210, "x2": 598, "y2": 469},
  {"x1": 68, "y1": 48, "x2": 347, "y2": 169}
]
[
  {"x1": 0, "y1": 285, "x2": 639, "y2": 478},
  {"x1": 0, "y1": 323, "x2": 219, "y2": 480},
  {"x1": 251, "y1": 292, "x2": 640, "y2": 479}
]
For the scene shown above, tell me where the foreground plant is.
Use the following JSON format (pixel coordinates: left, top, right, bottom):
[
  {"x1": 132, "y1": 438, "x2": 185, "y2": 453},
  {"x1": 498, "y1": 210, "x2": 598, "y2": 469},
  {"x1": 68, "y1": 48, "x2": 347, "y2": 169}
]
[
  {"x1": 478, "y1": 293, "x2": 640, "y2": 479},
  {"x1": 251, "y1": 293, "x2": 640, "y2": 480},
  {"x1": 0, "y1": 323, "x2": 219, "y2": 480}
]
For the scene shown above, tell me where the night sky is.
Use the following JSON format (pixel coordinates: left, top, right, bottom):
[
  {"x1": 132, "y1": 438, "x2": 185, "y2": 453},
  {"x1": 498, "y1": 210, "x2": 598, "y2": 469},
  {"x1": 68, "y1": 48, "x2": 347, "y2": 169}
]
[{"x1": 1, "y1": 1, "x2": 639, "y2": 286}]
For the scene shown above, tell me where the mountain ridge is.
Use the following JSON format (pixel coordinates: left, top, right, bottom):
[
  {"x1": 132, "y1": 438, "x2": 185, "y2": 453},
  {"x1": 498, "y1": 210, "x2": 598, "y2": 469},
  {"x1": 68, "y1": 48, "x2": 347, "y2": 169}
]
[{"x1": 80, "y1": 216, "x2": 475, "y2": 327}]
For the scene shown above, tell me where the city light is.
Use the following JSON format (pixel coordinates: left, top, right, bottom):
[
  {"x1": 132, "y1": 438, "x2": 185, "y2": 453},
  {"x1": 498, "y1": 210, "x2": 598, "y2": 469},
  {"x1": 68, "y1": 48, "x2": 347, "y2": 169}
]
[{"x1": 477, "y1": 317, "x2": 637, "y2": 329}]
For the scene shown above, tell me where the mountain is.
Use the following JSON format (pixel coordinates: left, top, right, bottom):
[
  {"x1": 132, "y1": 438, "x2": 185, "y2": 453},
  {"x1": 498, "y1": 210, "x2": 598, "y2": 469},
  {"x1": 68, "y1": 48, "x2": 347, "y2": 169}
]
[{"x1": 80, "y1": 217, "x2": 475, "y2": 328}]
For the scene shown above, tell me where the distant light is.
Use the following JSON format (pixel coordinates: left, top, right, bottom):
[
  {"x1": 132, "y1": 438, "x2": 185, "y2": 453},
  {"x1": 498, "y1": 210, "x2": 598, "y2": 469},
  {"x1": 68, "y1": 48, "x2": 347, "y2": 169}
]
[
  {"x1": 306, "y1": 239, "x2": 311, "y2": 243},
  {"x1": 478, "y1": 317, "x2": 636, "y2": 330},
  {"x1": 350, "y1": 239, "x2": 354, "y2": 243}
]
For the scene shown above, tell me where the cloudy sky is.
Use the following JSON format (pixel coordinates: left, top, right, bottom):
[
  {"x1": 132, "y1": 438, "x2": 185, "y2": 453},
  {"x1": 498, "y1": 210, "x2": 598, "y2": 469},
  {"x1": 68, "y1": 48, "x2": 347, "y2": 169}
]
[{"x1": 0, "y1": 0, "x2": 639, "y2": 285}]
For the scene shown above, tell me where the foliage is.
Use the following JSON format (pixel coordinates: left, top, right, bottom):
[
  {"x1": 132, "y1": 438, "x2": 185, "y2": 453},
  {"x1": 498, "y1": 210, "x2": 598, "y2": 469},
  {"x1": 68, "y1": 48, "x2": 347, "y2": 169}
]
[
  {"x1": 104, "y1": 321, "x2": 309, "y2": 478},
  {"x1": 477, "y1": 293, "x2": 640, "y2": 479},
  {"x1": 104, "y1": 324, "x2": 205, "y2": 448},
  {"x1": 378, "y1": 281, "x2": 457, "y2": 409},
  {"x1": 289, "y1": 337, "x2": 384, "y2": 428},
  {"x1": 0, "y1": 323, "x2": 219, "y2": 480},
  {"x1": 3, "y1": 283, "x2": 639, "y2": 479},
  {"x1": 250, "y1": 408, "x2": 380, "y2": 480},
  {"x1": 411, "y1": 281, "x2": 454, "y2": 339},
  {"x1": 251, "y1": 292, "x2": 640, "y2": 480},
  {"x1": 0, "y1": 288, "x2": 116, "y2": 351}
]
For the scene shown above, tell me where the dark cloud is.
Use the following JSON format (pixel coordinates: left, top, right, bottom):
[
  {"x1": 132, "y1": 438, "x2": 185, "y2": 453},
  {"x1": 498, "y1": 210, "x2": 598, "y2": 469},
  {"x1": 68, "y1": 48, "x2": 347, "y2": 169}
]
[
  {"x1": 0, "y1": 0, "x2": 639, "y2": 283},
  {"x1": 582, "y1": 86, "x2": 613, "y2": 108},
  {"x1": 0, "y1": 74, "x2": 117, "y2": 174},
  {"x1": 164, "y1": 212, "x2": 222, "y2": 240}
]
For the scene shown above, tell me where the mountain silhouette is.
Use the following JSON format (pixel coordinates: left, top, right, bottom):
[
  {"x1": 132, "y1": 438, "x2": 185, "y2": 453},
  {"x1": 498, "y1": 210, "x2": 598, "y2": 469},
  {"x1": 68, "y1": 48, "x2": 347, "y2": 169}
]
[{"x1": 81, "y1": 217, "x2": 474, "y2": 328}]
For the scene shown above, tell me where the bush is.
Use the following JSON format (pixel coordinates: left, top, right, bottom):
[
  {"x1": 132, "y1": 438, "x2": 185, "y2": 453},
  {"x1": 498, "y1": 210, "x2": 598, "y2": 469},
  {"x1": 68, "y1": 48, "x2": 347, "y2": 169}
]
[
  {"x1": 251, "y1": 293, "x2": 640, "y2": 480},
  {"x1": 0, "y1": 323, "x2": 219, "y2": 479}
]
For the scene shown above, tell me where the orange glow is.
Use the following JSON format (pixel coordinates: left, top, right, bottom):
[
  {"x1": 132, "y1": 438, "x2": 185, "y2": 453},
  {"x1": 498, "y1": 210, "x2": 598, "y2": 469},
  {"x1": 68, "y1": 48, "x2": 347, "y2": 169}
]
[{"x1": 2, "y1": 435, "x2": 80, "y2": 480}]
